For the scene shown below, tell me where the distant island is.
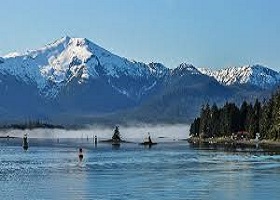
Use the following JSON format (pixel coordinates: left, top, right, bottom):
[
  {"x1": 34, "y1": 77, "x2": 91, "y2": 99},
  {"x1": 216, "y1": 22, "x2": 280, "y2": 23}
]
[
  {"x1": 0, "y1": 120, "x2": 65, "y2": 130},
  {"x1": 188, "y1": 89, "x2": 280, "y2": 147}
]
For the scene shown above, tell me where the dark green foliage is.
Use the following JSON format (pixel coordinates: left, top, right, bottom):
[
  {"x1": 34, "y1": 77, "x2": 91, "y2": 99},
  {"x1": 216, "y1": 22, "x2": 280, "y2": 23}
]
[
  {"x1": 112, "y1": 126, "x2": 121, "y2": 140},
  {"x1": 259, "y1": 99, "x2": 273, "y2": 139},
  {"x1": 224, "y1": 102, "x2": 240, "y2": 135},
  {"x1": 0, "y1": 120, "x2": 64, "y2": 130},
  {"x1": 269, "y1": 91, "x2": 280, "y2": 140},
  {"x1": 190, "y1": 118, "x2": 200, "y2": 137},
  {"x1": 199, "y1": 104, "x2": 212, "y2": 137},
  {"x1": 190, "y1": 89, "x2": 280, "y2": 140},
  {"x1": 251, "y1": 99, "x2": 261, "y2": 137},
  {"x1": 210, "y1": 104, "x2": 220, "y2": 137},
  {"x1": 245, "y1": 103, "x2": 254, "y2": 137},
  {"x1": 239, "y1": 101, "x2": 248, "y2": 131}
]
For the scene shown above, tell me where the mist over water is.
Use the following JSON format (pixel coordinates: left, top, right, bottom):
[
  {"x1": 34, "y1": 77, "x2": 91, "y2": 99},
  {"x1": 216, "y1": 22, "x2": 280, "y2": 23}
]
[{"x1": 0, "y1": 124, "x2": 190, "y2": 140}]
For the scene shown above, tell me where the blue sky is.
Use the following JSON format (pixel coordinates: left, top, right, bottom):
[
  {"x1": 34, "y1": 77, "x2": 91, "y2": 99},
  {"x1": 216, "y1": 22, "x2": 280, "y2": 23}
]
[{"x1": 0, "y1": 0, "x2": 280, "y2": 69}]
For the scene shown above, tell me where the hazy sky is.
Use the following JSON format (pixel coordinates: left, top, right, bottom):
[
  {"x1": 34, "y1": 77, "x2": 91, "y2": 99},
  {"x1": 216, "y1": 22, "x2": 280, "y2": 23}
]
[{"x1": 0, "y1": 0, "x2": 280, "y2": 70}]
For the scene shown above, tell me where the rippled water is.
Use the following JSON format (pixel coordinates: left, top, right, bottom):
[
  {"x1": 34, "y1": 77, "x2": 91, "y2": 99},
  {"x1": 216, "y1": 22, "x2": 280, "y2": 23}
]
[{"x1": 1, "y1": 138, "x2": 280, "y2": 200}]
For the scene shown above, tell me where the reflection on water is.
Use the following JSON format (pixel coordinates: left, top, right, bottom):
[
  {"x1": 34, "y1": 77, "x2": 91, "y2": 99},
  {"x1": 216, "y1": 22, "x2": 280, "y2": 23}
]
[{"x1": 0, "y1": 138, "x2": 280, "y2": 200}]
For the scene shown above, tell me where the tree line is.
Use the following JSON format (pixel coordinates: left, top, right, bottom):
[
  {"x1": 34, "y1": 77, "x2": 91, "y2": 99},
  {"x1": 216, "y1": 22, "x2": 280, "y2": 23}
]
[
  {"x1": 0, "y1": 120, "x2": 65, "y2": 130},
  {"x1": 190, "y1": 90, "x2": 280, "y2": 140}
]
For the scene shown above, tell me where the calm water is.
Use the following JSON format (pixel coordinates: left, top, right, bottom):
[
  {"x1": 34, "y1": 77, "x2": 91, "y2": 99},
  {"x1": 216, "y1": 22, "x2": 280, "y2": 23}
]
[{"x1": 1, "y1": 138, "x2": 280, "y2": 200}]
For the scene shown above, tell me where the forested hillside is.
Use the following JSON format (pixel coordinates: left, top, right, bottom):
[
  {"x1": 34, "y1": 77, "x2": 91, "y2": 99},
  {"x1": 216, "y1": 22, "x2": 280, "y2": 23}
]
[{"x1": 190, "y1": 89, "x2": 280, "y2": 140}]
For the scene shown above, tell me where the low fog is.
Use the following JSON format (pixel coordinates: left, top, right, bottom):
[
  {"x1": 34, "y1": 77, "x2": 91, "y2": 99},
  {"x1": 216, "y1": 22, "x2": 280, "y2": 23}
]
[{"x1": 0, "y1": 124, "x2": 190, "y2": 140}]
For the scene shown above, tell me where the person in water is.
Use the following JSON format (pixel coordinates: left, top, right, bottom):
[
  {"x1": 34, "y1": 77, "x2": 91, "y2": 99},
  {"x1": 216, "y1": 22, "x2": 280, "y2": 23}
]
[
  {"x1": 148, "y1": 132, "x2": 152, "y2": 143},
  {"x1": 94, "y1": 135, "x2": 98, "y2": 145},
  {"x1": 78, "y1": 148, "x2": 83, "y2": 160}
]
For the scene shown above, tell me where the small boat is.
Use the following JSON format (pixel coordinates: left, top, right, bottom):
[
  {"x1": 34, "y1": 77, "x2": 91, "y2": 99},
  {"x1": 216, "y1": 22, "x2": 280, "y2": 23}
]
[{"x1": 23, "y1": 134, "x2": 29, "y2": 150}]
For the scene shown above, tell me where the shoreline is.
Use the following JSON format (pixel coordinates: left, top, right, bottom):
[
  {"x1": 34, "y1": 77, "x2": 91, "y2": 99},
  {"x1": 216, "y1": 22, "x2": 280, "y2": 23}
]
[{"x1": 187, "y1": 137, "x2": 280, "y2": 148}]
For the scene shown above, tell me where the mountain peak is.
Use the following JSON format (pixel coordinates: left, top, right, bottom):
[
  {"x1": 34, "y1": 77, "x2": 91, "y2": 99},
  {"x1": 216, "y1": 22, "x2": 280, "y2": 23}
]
[
  {"x1": 46, "y1": 36, "x2": 91, "y2": 47},
  {"x1": 199, "y1": 64, "x2": 280, "y2": 89},
  {"x1": 46, "y1": 36, "x2": 70, "y2": 47},
  {"x1": 178, "y1": 63, "x2": 196, "y2": 70},
  {"x1": 148, "y1": 62, "x2": 169, "y2": 77},
  {"x1": 0, "y1": 36, "x2": 170, "y2": 99},
  {"x1": 172, "y1": 63, "x2": 201, "y2": 76},
  {"x1": 35, "y1": 36, "x2": 92, "y2": 54}
]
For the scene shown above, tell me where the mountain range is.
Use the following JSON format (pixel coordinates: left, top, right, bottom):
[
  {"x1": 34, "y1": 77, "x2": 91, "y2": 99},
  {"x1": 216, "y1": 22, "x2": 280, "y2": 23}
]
[{"x1": 0, "y1": 36, "x2": 279, "y2": 125}]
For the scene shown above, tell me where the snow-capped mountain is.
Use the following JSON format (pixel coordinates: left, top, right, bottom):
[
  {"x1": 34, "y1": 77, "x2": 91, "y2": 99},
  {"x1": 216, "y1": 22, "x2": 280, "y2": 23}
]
[
  {"x1": 171, "y1": 63, "x2": 202, "y2": 76},
  {"x1": 0, "y1": 36, "x2": 279, "y2": 124},
  {"x1": 198, "y1": 64, "x2": 280, "y2": 89},
  {"x1": 0, "y1": 36, "x2": 173, "y2": 122},
  {"x1": 0, "y1": 36, "x2": 167, "y2": 99}
]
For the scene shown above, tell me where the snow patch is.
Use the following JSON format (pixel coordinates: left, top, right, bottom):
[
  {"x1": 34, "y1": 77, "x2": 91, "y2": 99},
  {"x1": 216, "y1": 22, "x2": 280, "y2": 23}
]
[
  {"x1": 3, "y1": 52, "x2": 21, "y2": 58},
  {"x1": 198, "y1": 64, "x2": 280, "y2": 89}
]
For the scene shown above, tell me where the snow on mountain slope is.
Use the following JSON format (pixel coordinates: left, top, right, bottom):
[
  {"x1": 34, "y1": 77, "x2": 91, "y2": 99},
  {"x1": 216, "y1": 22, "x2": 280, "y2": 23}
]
[
  {"x1": 3, "y1": 52, "x2": 21, "y2": 58},
  {"x1": 198, "y1": 64, "x2": 280, "y2": 89},
  {"x1": 1, "y1": 35, "x2": 279, "y2": 103},
  {"x1": 171, "y1": 63, "x2": 202, "y2": 76},
  {"x1": 0, "y1": 36, "x2": 167, "y2": 98},
  {"x1": 148, "y1": 62, "x2": 169, "y2": 78}
]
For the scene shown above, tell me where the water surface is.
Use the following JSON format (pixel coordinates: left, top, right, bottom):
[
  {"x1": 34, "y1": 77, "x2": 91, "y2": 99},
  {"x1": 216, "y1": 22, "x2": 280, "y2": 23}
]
[{"x1": 0, "y1": 137, "x2": 280, "y2": 200}]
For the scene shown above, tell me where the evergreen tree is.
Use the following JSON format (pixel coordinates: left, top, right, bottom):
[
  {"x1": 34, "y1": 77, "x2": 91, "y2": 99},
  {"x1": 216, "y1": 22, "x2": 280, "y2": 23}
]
[
  {"x1": 260, "y1": 98, "x2": 273, "y2": 139},
  {"x1": 252, "y1": 99, "x2": 261, "y2": 137},
  {"x1": 227, "y1": 103, "x2": 240, "y2": 134},
  {"x1": 190, "y1": 118, "x2": 200, "y2": 137},
  {"x1": 199, "y1": 104, "x2": 211, "y2": 137},
  {"x1": 210, "y1": 104, "x2": 220, "y2": 137},
  {"x1": 240, "y1": 101, "x2": 248, "y2": 131},
  {"x1": 245, "y1": 103, "x2": 254, "y2": 136},
  {"x1": 189, "y1": 89, "x2": 280, "y2": 140},
  {"x1": 270, "y1": 91, "x2": 280, "y2": 140},
  {"x1": 220, "y1": 102, "x2": 231, "y2": 136}
]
